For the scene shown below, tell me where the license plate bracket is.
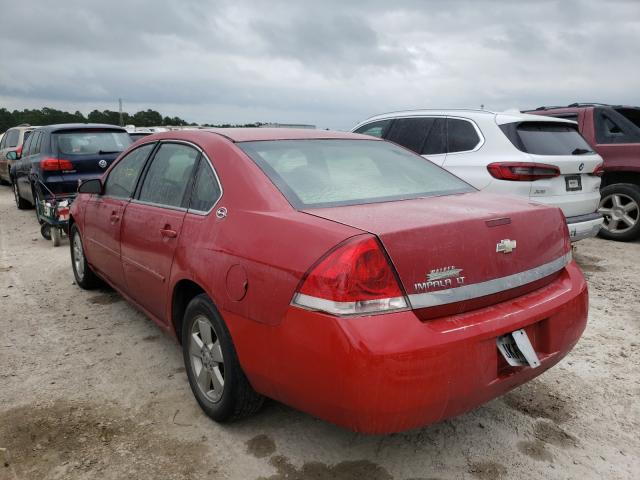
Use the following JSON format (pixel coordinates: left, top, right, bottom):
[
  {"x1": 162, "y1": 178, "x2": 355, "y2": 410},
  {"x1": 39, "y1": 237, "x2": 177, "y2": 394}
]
[
  {"x1": 565, "y1": 175, "x2": 582, "y2": 192},
  {"x1": 496, "y1": 329, "x2": 541, "y2": 368}
]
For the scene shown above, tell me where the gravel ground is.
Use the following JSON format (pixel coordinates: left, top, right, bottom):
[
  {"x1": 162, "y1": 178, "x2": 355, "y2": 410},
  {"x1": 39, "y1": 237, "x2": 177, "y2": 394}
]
[{"x1": 0, "y1": 185, "x2": 638, "y2": 480}]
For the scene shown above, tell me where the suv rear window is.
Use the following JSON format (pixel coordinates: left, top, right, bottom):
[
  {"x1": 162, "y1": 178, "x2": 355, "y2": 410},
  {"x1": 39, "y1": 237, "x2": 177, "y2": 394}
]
[
  {"x1": 238, "y1": 139, "x2": 473, "y2": 209},
  {"x1": 500, "y1": 122, "x2": 593, "y2": 155},
  {"x1": 54, "y1": 130, "x2": 131, "y2": 155}
]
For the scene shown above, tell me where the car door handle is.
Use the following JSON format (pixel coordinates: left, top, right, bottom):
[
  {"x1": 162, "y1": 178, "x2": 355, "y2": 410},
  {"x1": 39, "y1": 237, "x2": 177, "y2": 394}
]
[
  {"x1": 160, "y1": 228, "x2": 177, "y2": 238},
  {"x1": 110, "y1": 211, "x2": 120, "y2": 223}
]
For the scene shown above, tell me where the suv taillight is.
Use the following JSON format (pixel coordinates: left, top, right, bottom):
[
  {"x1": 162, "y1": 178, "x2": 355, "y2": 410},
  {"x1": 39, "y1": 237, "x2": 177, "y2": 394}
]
[
  {"x1": 487, "y1": 162, "x2": 561, "y2": 181},
  {"x1": 589, "y1": 162, "x2": 604, "y2": 177},
  {"x1": 292, "y1": 235, "x2": 408, "y2": 316},
  {"x1": 40, "y1": 158, "x2": 74, "y2": 171}
]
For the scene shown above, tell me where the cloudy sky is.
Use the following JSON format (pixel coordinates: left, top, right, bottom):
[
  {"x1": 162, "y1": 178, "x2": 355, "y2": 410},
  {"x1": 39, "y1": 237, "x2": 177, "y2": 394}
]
[{"x1": 1, "y1": 0, "x2": 639, "y2": 129}]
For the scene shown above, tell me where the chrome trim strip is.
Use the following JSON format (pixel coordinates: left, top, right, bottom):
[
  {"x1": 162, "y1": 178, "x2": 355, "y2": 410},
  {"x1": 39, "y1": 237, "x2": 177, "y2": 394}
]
[{"x1": 407, "y1": 252, "x2": 571, "y2": 309}]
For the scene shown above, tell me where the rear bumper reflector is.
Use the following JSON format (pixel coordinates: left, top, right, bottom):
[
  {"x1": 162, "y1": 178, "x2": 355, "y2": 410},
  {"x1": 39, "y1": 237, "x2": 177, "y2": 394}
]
[{"x1": 407, "y1": 252, "x2": 572, "y2": 309}]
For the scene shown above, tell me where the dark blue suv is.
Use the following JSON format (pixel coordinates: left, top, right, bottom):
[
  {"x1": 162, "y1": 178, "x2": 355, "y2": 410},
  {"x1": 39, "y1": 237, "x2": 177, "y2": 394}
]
[{"x1": 10, "y1": 124, "x2": 131, "y2": 210}]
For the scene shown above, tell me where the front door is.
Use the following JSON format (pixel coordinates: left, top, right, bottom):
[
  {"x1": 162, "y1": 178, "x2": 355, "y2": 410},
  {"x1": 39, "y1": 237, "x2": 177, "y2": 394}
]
[
  {"x1": 119, "y1": 142, "x2": 200, "y2": 322},
  {"x1": 82, "y1": 142, "x2": 156, "y2": 289}
]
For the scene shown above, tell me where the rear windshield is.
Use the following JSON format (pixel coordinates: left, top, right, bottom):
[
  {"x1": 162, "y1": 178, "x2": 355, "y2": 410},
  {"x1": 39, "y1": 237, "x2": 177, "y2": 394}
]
[
  {"x1": 54, "y1": 130, "x2": 131, "y2": 155},
  {"x1": 238, "y1": 139, "x2": 474, "y2": 209},
  {"x1": 500, "y1": 122, "x2": 593, "y2": 155}
]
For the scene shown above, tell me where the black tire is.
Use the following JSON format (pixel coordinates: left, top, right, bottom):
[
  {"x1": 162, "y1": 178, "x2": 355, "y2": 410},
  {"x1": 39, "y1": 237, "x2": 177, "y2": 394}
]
[
  {"x1": 70, "y1": 224, "x2": 101, "y2": 289},
  {"x1": 33, "y1": 186, "x2": 44, "y2": 224},
  {"x1": 598, "y1": 183, "x2": 640, "y2": 242},
  {"x1": 13, "y1": 181, "x2": 30, "y2": 210},
  {"x1": 182, "y1": 294, "x2": 264, "y2": 422},
  {"x1": 40, "y1": 223, "x2": 51, "y2": 240}
]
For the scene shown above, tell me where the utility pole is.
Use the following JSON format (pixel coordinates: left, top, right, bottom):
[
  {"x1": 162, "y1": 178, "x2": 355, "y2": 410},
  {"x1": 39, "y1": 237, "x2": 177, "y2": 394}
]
[{"x1": 119, "y1": 98, "x2": 123, "y2": 126}]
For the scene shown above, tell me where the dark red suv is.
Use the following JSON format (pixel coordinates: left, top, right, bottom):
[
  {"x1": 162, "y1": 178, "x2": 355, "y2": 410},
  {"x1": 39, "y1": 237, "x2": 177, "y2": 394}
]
[{"x1": 525, "y1": 104, "x2": 640, "y2": 241}]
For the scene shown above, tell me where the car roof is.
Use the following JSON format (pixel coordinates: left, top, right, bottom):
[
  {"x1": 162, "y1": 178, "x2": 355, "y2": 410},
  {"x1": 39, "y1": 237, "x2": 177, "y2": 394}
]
[
  {"x1": 37, "y1": 123, "x2": 128, "y2": 132},
  {"x1": 353, "y1": 109, "x2": 576, "y2": 128},
  {"x1": 148, "y1": 128, "x2": 374, "y2": 143}
]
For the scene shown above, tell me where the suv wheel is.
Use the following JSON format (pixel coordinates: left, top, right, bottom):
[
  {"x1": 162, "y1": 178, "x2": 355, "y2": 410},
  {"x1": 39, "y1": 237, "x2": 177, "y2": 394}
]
[
  {"x1": 598, "y1": 183, "x2": 640, "y2": 241},
  {"x1": 182, "y1": 294, "x2": 264, "y2": 422},
  {"x1": 13, "y1": 181, "x2": 30, "y2": 210}
]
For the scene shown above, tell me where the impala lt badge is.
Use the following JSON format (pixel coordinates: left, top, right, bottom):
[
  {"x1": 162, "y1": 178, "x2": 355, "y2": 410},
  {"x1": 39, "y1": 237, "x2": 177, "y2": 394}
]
[
  {"x1": 496, "y1": 239, "x2": 517, "y2": 254},
  {"x1": 415, "y1": 266, "x2": 465, "y2": 291}
]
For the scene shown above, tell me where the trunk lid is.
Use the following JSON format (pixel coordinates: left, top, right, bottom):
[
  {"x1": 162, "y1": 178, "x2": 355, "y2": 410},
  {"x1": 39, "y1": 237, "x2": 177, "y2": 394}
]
[{"x1": 304, "y1": 192, "x2": 570, "y2": 317}]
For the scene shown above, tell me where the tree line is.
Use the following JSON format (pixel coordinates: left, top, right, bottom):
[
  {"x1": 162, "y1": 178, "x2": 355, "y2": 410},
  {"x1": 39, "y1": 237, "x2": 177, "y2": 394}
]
[{"x1": 0, "y1": 107, "x2": 266, "y2": 133}]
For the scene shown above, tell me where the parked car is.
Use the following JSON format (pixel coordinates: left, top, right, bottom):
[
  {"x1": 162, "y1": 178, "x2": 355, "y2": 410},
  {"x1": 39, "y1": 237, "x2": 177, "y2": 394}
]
[
  {"x1": 124, "y1": 125, "x2": 154, "y2": 143},
  {"x1": 524, "y1": 103, "x2": 640, "y2": 241},
  {"x1": 352, "y1": 110, "x2": 604, "y2": 242},
  {"x1": 0, "y1": 124, "x2": 36, "y2": 185},
  {"x1": 68, "y1": 128, "x2": 587, "y2": 433},
  {"x1": 10, "y1": 124, "x2": 131, "y2": 212}
]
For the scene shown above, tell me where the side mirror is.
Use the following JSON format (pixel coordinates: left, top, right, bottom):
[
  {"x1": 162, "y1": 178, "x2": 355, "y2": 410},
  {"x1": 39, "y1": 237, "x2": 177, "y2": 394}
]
[
  {"x1": 78, "y1": 178, "x2": 103, "y2": 195},
  {"x1": 6, "y1": 150, "x2": 18, "y2": 161}
]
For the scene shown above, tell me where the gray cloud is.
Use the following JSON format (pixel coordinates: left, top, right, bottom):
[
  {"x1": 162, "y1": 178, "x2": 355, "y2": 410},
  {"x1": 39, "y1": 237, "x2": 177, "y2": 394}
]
[{"x1": 0, "y1": 0, "x2": 639, "y2": 129}]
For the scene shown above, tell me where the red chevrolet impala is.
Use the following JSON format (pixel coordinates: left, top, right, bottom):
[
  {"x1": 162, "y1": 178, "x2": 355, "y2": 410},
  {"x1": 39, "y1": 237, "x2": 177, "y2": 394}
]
[{"x1": 68, "y1": 128, "x2": 587, "y2": 433}]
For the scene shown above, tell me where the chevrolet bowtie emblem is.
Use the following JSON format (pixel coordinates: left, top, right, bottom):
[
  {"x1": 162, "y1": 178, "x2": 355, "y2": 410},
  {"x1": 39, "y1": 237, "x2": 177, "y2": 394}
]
[{"x1": 496, "y1": 239, "x2": 517, "y2": 254}]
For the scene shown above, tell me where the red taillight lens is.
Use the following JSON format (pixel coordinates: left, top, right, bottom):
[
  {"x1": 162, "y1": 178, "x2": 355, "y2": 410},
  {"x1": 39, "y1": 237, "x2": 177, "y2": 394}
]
[
  {"x1": 40, "y1": 158, "x2": 73, "y2": 171},
  {"x1": 590, "y1": 162, "x2": 604, "y2": 177},
  {"x1": 487, "y1": 162, "x2": 561, "y2": 181},
  {"x1": 292, "y1": 235, "x2": 408, "y2": 316}
]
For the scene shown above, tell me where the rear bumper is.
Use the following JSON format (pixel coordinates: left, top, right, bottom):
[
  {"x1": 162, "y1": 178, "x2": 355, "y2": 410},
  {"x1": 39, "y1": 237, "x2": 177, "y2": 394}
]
[
  {"x1": 566, "y1": 213, "x2": 604, "y2": 242},
  {"x1": 241, "y1": 261, "x2": 588, "y2": 433}
]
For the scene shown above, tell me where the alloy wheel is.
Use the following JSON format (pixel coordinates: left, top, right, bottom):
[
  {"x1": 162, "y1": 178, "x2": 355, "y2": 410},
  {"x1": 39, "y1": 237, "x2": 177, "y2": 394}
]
[
  {"x1": 72, "y1": 232, "x2": 85, "y2": 281},
  {"x1": 189, "y1": 315, "x2": 225, "y2": 403},
  {"x1": 598, "y1": 193, "x2": 639, "y2": 234}
]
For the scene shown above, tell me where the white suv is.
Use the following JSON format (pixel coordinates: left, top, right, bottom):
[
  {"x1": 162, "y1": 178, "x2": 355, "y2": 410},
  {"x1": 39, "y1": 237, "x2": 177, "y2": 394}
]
[{"x1": 352, "y1": 110, "x2": 604, "y2": 242}]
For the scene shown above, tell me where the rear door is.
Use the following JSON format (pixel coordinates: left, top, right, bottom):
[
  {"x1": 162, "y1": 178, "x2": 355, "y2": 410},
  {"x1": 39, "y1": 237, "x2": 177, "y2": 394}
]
[
  {"x1": 590, "y1": 107, "x2": 640, "y2": 172},
  {"x1": 120, "y1": 142, "x2": 200, "y2": 321},
  {"x1": 83, "y1": 143, "x2": 156, "y2": 288}
]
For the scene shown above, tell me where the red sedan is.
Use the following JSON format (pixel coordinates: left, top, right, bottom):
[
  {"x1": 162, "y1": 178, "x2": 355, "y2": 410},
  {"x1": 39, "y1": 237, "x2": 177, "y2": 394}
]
[{"x1": 69, "y1": 128, "x2": 587, "y2": 433}]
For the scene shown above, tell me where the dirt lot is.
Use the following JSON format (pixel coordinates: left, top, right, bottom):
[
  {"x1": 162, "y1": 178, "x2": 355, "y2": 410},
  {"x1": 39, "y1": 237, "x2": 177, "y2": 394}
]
[{"x1": 0, "y1": 186, "x2": 638, "y2": 480}]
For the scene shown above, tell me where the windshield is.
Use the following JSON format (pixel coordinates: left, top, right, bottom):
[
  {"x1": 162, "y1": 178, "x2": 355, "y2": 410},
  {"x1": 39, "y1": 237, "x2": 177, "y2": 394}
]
[
  {"x1": 500, "y1": 122, "x2": 594, "y2": 155},
  {"x1": 238, "y1": 139, "x2": 474, "y2": 209},
  {"x1": 54, "y1": 130, "x2": 131, "y2": 155}
]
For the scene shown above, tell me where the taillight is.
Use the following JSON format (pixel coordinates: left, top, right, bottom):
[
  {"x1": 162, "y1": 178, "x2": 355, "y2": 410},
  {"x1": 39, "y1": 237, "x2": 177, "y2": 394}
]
[
  {"x1": 292, "y1": 235, "x2": 408, "y2": 316},
  {"x1": 487, "y1": 162, "x2": 560, "y2": 181},
  {"x1": 589, "y1": 163, "x2": 604, "y2": 177},
  {"x1": 40, "y1": 158, "x2": 74, "y2": 171}
]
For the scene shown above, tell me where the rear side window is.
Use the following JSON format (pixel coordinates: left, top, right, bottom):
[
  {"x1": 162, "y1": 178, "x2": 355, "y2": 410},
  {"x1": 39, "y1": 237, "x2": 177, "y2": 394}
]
[
  {"x1": 189, "y1": 160, "x2": 221, "y2": 212},
  {"x1": 238, "y1": 139, "x2": 474, "y2": 209},
  {"x1": 138, "y1": 143, "x2": 199, "y2": 208},
  {"x1": 353, "y1": 119, "x2": 393, "y2": 138},
  {"x1": 4, "y1": 129, "x2": 19, "y2": 148},
  {"x1": 55, "y1": 130, "x2": 131, "y2": 155},
  {"x1": 500, "y1": 122, "x2": 593, "y2": 155},
  {"x1": 447, "y1": 118, "x2": 481, "y2": 153},
  {"x1": 104, "y1": 143, "x2": 155, "y2": 198},
  {"x1": 21, "y1": 133, "x2": 35, "y2": 157},
  {"x1": 594, "y1": 109, "x2": 640, "y2": 144},
  {"x1": 386, "y1": 118, "x2": 436, "y2": 154}
]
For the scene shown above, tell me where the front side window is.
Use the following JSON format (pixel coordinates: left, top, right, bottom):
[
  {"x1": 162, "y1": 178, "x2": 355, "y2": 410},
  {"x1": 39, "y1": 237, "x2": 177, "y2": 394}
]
[
  {"x1": 353, "y1": 119, "x2": 393, "y2": 139},
  {"x1": 189, "y1": 160, "x2": 222, "y2": 212},
  {"x1": 138, "y1": 143, "x2": 199, "y2": 208},
  {"x1": 447, "y1": 118, "x2": 481, "y2": 153},
  {"x1": 104, "y1": 143, "x2": 155, "y2": 198},
  {"x1": 385, "y1": 118, "x2": 435, "y2": 154},
  {"x1": 4, "y1": 129, "x2": 19, "y2": 148},
  {"x1": 55, "y1": 130, "x2": 131, "y2": 155},
  {"x1": 239, "y1": 139, "x2": 474, "y2": 209}
]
